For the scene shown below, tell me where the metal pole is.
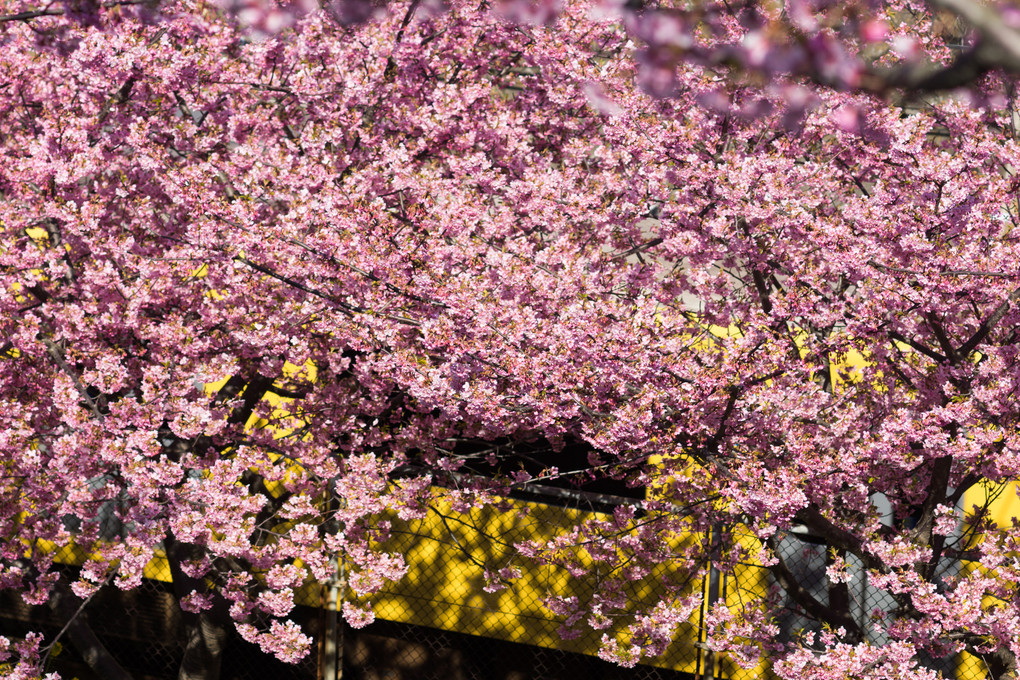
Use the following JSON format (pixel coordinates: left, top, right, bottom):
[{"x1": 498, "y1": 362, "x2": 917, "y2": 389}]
[
  {"x1": 703, "y1": 524, "x2": 722, "y2": 680},
  {"x1": 322, "y1": 558, "x2": 343, "y2": 680}
]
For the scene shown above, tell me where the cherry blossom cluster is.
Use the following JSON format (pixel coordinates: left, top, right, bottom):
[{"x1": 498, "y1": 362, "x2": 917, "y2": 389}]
[{"x1": 3, "y1": 0, "x2": 1020, "y2": 677}]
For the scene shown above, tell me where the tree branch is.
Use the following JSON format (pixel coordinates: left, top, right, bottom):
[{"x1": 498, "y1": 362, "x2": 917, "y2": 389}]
[
  {"x1": 958, "y1": 285, "x2": 1020, "y2": 357},
  {"x1": 41, "y1": 337, "x2": 106, "y2": 420},
  {"x1": 925, "y1": 315, "x2": 959, "y2": 365},
  {"x1": 888, "y1": 330, "x2": 947, "y2": 364},
  {"x1": 766, "y1": 535, "x2": 862, "y2": 641},
  {"x1": 0, "y1": 0, "x2": 146, "y2": 22},
  {"x1": 793, "y1": 507, "x2": 885, "y2": 574},
  {"x1": 47, "y1": 581, "x2": 134, "y2": 680}
]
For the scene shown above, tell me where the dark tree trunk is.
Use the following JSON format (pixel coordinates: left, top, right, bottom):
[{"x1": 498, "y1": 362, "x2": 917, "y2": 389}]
[
  {"x1": 178, "y1": 612, "x2": 229, "y2": 680},
  {"x1": 165, "y1": 532, "x2": 232, "y2": 680},
  {"x1": 984, "y1": 646, "x2": 1018, "y2": 680},
  {"x1": 49, "y1": 585, "x2": 135, "y2": 680}
]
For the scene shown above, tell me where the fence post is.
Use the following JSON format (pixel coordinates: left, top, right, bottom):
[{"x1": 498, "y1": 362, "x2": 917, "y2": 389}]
[
  {"x1": 702, "y1": 524, "x2": 722, "y2": 680},
  {"x1": 322, "y1": 557, "x2": 343, "y2": 680}
]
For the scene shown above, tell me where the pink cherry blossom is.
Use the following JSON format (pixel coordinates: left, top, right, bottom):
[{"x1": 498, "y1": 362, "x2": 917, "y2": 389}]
[{"x1": 3, "y1": 0, "x2": 1020, "y2": 678}]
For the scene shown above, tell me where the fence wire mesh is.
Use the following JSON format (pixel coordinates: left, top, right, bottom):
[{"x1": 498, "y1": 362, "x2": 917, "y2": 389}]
[{"x1": 0, "y1": 490, "x2": 994, "y2": 680}]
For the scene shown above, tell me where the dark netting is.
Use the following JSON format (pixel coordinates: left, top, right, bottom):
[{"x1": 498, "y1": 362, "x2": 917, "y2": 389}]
[{"x1": 0, "y1": 584, "x2": 696, "y2": 680}]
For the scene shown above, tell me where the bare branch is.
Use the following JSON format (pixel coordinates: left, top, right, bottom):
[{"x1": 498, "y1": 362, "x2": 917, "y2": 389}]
[
  {"x1": 0, "y1": 0, "x2": 147, "y2": 23},
  {"x1": 958, "y1": 285, "x2": 1020, "y2": 357},
  {"x1": 766, "y1": 535, "x2": 863, "y2": 641}
]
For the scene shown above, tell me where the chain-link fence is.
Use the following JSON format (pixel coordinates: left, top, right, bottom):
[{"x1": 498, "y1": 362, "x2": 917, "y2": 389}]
[
  {"x1": 0, "y1": 489, "x2": 993, "y2": 680},
  {"x1": 346, "y1": 492, "x2": 715, "y2": 679},
  {"x1": 770, "y1": 530, "x2": 962, "y2": 679}
]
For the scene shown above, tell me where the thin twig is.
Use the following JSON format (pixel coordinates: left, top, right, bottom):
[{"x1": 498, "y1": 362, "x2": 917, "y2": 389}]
[
  {"x1": 40, "y1": 573, "x2": 114, "y2": 669},
  {"x1": 0, "y1": 0, "x2": 146, "y2": 23}
]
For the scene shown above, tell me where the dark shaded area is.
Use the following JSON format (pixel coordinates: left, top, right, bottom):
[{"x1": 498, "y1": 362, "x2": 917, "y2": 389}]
[
  {"x1": 0, "y1": 577, "x2": 693, "y2": 680},
  {"x1": 411, "y1": 434, "x2": 648, "y2": 508},
  {"x1": 345, "y1": 618, "x2": 696, "y2": 680},
  {"x1": 0, "y1": 576, "x2": 315, "y2": 680}
]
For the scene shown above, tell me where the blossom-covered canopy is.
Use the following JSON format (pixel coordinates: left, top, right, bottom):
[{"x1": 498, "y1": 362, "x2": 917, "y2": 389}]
[{"x1": 2, "y1": 0, "x2": 1020, "y2": 678}]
